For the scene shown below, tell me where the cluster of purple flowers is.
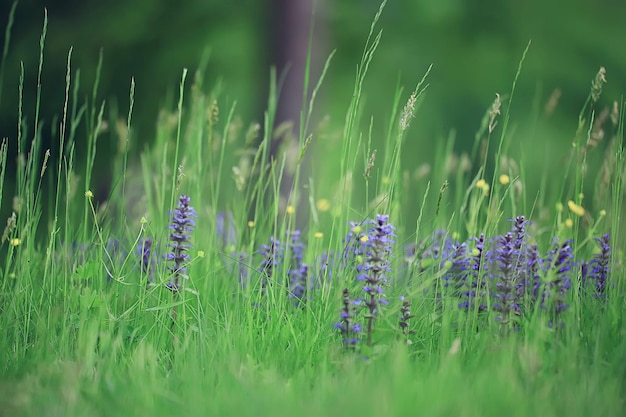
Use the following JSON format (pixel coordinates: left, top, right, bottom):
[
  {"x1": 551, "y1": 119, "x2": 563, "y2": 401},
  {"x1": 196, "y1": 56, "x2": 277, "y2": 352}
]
[
  {"x1": 406, "y1": 216, "x2": 611, "y2": 329},
  {"x1": 129, "y1": 203, "x2": 611, "y2": 348},
  {"x1": 258, "y1": 236, "x2": 283, "y2": 279},
  {"x1": 331, "y1": 214, "x2": 399, "y2": 348},
  {"x1": 253, "y1": 230, "x2": 310, "y2": 307},
  {"x1": 209, "y1": 213, "x2": 402, "y2": 346}
]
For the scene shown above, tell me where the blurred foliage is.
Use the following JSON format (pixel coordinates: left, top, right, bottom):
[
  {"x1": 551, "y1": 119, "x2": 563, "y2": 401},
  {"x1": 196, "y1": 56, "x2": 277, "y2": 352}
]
[
  {"x1": 0, "y1": 0, "x2": 268, "y2": 142},
  {"x1": 327, "y1": 0, "x2": 625, "y2": 141},
  {"x1": 0, "y1": 0, "x2": 624, "y2": 191}
]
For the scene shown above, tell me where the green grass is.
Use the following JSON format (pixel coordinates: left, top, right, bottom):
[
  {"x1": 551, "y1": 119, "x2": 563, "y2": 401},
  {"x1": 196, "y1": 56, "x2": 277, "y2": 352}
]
[{"x1": 1, "y1": 2, "x2": 625, "y2": 416}]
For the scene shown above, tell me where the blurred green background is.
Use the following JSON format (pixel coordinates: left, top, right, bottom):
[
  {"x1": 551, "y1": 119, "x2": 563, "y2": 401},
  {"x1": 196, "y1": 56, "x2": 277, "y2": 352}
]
[{"x1": 0, "y1": 0, "x2": 624, "y2": 210}]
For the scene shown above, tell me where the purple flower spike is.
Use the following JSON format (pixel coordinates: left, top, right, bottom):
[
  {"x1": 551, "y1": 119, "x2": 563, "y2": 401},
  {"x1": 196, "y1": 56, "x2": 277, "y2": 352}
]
[
  {"x1": 138, "y1": 237, "x2": 155, "y2": 285},
  {"x1": 287, "y1": 230, "x2": 308, "y2": 306},
  {"x1": 443, "y1": 241, "x2": 470, "y2": 304},
  {"x1": 537, "y1": 238, "x2": 574, "y2": 327},
  {"x1": 492, "y1": 232, "x2": 521, "y2": 327},
  {"x1": 216, "y1": 211, "x2": 237, "y2": 250},
  {"x1": 256, "y1": 237, "x2": 284, "y2": 302},
  {"x1": 360, "y1": 214, "x2": 396, "y2": 346},
  {"x1": 335, "y1": 288, "x2": 361, "y2": 349},
  {"x1": 583, "y1": 234, "x2": 611, "y2": 298},
  {"x1": 167, "y1": 195, "x2": 197, "y2": 292},
  {"x1": 465, "y1": 233, "x2": 488, "y2": 312},
  {"x1": 258, "y1": 237, "x2": 284, "y2": 278},
  {"x1": 399, "y1": 296, "x2": 415, "y2": 339}
]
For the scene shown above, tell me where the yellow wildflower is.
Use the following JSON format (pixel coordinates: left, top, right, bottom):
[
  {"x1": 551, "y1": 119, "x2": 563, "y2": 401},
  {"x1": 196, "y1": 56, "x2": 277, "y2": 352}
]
[
  {"x1": 476, "y1": 179, "x2": 489, "y2": 190},
  {"x1": 316, "y1": 199, "x2": 331, "y2": 212},
  {"x1": 476, "y1": 179, "x2": 490, "y2": 195},
  {"x1": 567, "y1": 200, "x2": 585, "y2": 217}
]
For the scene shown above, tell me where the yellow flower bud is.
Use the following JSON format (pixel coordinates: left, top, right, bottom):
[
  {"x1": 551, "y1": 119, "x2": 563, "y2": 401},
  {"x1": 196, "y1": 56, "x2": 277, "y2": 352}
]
[
  {"x1": 316, "y1": 199, "x2": 331, "y2": 212},
  {"x1": 567, "y1": 200, "x2": 585, "y2": 217}
]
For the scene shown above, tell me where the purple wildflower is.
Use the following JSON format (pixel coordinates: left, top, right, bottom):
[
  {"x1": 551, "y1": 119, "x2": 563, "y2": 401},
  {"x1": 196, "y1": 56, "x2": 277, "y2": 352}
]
[
  {"x1": 582, "y1": 233, "x2": 611, "y2": 298},
  {"x1": 342, "y1": 221, "x2": 369, "y2": 273},
  {"x1": 287, "y1": 230, "x2": 308, "y2": 306},
  {"x1": 257, "y1": 237, "x2": 284, "y2": 300},
  {"x1": 463, "y1": 233, "x2": 488, "y2": 312},
  {"x1": 236, "y1": 252, "x2": 252, "y2": 289},
  {"x1": 423, "y1": 231, "x2": 456, "y2": 289},
  {"x1": 215, "y1": 211, "x2": 253, "y2": 289},
  {"x1": 137, "y1": 237, "x2": 155, "y2": 285},
  {"x1": 492, "y1": 232, "x2": 521, "y2": 326},
  {"x1": 541, "y1": 238, "x2": 574, "y2": 326},
  {"x1": 487, "y1": 216, "x2": 536, "y2": 325},
  {"x1": 259, "y1": 237, "x2": 283, "y2": 277},
  {"x1": 526, "y1": 242, "x2": 541, "y2": 303},
  {"x1": 443, "y1": 241, "x2": 470, "y2": 306},
  {"x1": 335, "y1": 288, "x2": 361, "y2": 349},
  {"x1": 398, "y1": 296, "x2": 415, "y2": 338},
  {"x1": 216, "y1": 211, "x2": 237, "y2": 250},
  {"x1": 358, "y1": 214, "x2": 396, "y2": 346},
  {"x1": 315, "y1": 251, "x2": 336, "y2": 286},
  {"x1": 421, "y1": 230, "x2": 455, "y2": 269},
  {"x1": 510, "y1": 216, "x2": 531, "y2": 305},
  {"x1": 167, "y1": 195, "x2": 197, "y2": 292},
  {"x1": 551, "y1": 240, "x2": 573, "y2": 302}
]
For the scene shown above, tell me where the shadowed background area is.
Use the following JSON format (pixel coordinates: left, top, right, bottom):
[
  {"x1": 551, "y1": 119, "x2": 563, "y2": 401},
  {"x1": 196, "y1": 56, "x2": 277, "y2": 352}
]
[{"x1": 0, "y1": 0, "x2": 624, "y2": 207}]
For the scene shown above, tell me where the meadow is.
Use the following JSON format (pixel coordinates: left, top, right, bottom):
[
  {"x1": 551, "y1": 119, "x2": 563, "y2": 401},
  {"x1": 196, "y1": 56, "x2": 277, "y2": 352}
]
[{"x1": 0, "y1": 2, "x2": 624, "y2": 416}]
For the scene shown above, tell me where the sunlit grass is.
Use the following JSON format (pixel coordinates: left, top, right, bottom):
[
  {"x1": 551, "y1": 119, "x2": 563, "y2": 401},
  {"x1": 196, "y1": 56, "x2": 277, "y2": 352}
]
[{"x1": 0, "y1": 1, "x2": 624, "y2": 416}]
